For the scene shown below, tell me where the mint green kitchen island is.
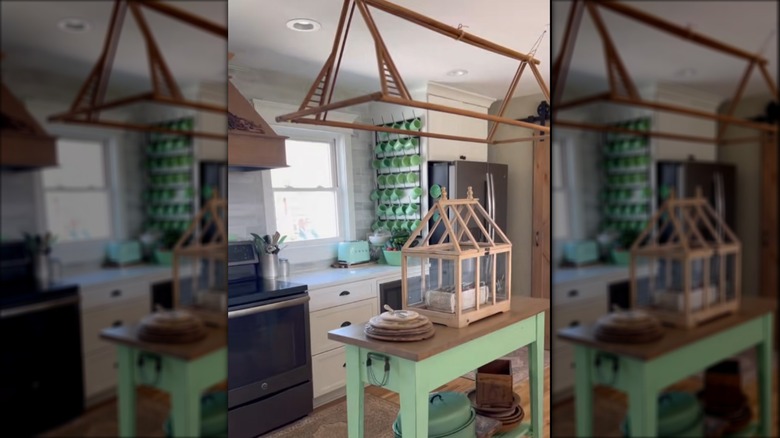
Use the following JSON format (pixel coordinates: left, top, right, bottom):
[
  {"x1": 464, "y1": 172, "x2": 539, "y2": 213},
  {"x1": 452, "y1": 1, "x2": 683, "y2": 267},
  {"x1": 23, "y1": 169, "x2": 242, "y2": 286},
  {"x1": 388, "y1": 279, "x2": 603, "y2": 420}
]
[
  {"x1": 328, "y1": 297, "x2": 549, "y2": 438},
  {"x1": 558, "y1": 297, "x2": 775, "y2": 437},
  {"x1": 100, "y1": 324, "x2": 227, "y2": 437}
]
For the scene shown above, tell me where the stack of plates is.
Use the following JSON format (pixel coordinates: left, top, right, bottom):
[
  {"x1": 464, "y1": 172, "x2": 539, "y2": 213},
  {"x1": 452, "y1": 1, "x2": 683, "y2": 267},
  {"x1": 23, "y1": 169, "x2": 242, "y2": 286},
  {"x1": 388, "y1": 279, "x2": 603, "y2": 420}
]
[
  {"x1": 700, "y1": 386, "x2": 753, "y2": 435},
  {"x1": 364, "y1": 309, "x2": 435, "y2": 342},
  {"x1": 594, "y1": 309, "x2": 665, "y2": 344},
  {"x1": 466, "y1": 389, "x2": 524, "y2": 433},
  {"x1": 138, "y1": 309, "x2": 207, "y2": 344}
]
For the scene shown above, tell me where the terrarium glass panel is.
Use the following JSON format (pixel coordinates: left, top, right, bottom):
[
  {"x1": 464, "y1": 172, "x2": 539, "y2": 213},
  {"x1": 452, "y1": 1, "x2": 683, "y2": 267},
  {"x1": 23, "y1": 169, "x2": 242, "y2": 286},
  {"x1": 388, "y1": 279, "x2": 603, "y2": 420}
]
[
  {"x1": 176, "y1": 255, "x2": 227, "y2": 311},
  {"x1": 417, "y1": 257, "x2": 459, "y2": 313},
  {"x1": 495, "y1": 251, "x2": 509, "y2": 302}
]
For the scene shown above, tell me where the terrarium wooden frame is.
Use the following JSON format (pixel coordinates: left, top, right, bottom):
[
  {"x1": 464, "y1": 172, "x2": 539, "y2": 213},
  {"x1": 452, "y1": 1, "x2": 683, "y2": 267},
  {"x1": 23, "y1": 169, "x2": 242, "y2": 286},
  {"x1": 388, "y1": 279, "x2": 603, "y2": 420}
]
[
  {"x1": 172, "y1": 193, "x2": 228, "y2": 327},
  {"x1": 629, "y1": 189, "x2": 742, "y2": 329},
  {"x1": 275, "y1": 0, "x2": 550, "y2": 145},
  {"x1": 553, "y1": 0, "x2": 778, "y2": 145},
  {"x1": 401, "y1": 187, "x2": 512, "y2": 328},
  {"x1": 48, "y1": 0, "x2": 227, "y2": 140}
]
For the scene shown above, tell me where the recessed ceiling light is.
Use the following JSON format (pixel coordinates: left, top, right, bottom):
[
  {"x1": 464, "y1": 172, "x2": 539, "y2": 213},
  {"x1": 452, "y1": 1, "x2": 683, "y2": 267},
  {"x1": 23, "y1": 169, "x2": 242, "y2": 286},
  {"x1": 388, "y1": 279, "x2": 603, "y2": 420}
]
[
  {"x1": 57, "y1": 17, "x2": 91, "y2": 33},
  {"x1": 674, "y1": 68, "x2": 697, "y2": 78},
  {"x1": 286, "y1": 18, "x2": 321, "y2": 32},
  {"x1": 447, "y1": 69, "x2": 469, "y2": 77}
]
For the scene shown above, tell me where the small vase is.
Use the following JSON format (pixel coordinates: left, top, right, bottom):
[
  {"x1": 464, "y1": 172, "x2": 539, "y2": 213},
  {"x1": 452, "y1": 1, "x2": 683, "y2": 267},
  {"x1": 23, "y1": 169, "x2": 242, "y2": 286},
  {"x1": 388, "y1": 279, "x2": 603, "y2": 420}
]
[
  {"x1": 33, "y1": 253, "x2": 50, "y2": 289},
  {"x1": 260, "y1": 253, "x2": 279, "y2": 279}
]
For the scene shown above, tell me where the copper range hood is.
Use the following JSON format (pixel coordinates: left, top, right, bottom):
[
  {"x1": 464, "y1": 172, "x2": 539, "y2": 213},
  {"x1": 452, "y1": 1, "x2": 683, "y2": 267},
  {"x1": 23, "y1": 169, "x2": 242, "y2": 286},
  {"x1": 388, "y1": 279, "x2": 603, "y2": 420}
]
[
  {"x1": 228, "y1": 79, "x2": 288, "y2": 170},
  {"x1": 1, "y1": 80, "x2": 57, "y2": 170}
]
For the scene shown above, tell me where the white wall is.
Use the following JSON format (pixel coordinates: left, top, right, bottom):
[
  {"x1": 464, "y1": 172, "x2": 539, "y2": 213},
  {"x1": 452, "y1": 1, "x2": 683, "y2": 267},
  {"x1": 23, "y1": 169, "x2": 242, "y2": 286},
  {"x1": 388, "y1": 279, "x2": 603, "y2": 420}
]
[
  {"x1": 487, "y1": 93, "x2": 545, "y2": 297},
  {"x1": 718, "y1": 94, "x2": 774, "y2": 297}
]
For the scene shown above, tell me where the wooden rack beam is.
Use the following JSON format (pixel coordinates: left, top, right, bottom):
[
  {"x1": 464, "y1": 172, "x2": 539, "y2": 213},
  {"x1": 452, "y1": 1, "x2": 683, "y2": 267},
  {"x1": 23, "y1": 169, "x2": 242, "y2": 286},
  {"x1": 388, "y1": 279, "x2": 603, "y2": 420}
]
[
  {"x1": 278, "y1": 0, "x2": 550, "y2": 142},
  {"x1": 553, "y1": 0, "x2": 777, "y2": 139},
  {"x1": 49, "y1": 0, "x2": 227, "y2": 139}
]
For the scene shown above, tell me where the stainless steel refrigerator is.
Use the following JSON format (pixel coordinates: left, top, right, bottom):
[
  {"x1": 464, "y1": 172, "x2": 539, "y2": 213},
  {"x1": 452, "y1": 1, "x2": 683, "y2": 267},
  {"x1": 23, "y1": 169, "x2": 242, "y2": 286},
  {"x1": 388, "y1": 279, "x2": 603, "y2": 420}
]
[
  {"x1": 427, "y1": 160, "x2": 508, "y2": 243},
  {"x1": 656, "y1": 160, "x2": 736, "y2": 230}
]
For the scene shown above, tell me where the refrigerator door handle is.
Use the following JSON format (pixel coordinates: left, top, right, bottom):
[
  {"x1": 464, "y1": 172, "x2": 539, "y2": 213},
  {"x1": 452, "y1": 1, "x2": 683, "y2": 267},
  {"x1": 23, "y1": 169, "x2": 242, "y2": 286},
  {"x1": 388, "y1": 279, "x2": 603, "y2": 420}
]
[
  {"x1": 485, "y1": 172, "x2": 493, "y2": 237},
  {"x1": 489, "y1": 172, "x2": 496, "y2": 241},
  {"x1": 715, "y1": 172, "x2": 725, "y2": 240}
]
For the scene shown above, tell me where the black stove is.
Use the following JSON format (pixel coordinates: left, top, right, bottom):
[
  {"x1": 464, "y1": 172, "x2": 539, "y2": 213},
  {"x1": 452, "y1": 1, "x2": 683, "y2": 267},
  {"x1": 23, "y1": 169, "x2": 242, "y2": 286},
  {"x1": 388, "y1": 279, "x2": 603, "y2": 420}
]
[
  {"x1": 227, "y1": 241, "x2": 313, "y2": 438},
  {"x1": 228, "y1": 277, "x2": 308, "y2": 308}
]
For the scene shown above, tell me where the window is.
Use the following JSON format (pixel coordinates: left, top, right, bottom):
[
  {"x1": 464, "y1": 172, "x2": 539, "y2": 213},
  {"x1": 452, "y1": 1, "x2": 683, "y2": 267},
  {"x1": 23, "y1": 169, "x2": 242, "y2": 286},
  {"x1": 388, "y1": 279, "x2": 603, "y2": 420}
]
[
  {"x1": 42, "y1": 139, "x2": 112, "y2": 242},
  {"x1": 270, "y1": 139, "x2": 340, "y2": 242}
]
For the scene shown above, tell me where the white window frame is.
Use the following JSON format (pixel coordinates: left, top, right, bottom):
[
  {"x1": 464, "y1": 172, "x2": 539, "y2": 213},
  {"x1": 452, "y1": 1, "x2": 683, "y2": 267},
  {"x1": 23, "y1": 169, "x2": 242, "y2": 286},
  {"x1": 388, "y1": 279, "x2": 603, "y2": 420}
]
[
  {"x1": 34, "y1": 128, "x2": 123, "y2": 266},
  {"x1": 259, "y1": 124, "x2": 356, "y2": 264},
  {"x1": 552, "y1": 137, "x2": 576, "y2": 241}
]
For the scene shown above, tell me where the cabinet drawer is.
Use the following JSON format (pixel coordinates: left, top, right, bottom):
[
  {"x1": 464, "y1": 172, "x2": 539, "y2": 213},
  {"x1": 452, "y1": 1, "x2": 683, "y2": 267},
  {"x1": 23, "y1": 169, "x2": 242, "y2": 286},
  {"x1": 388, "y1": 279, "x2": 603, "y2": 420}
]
[
  {"x1": 83, "y1": 347, "x2": 118, "y2": 400},
  {"x1": 310, "y1": 298, "x2": 376, "y2": 355},
  {"x1": 553, "y1": 297, "x2": 607, "y2": 346},
  {"x1": 312, "y1": 347, "x2": 347, "y2": 398},
  {"x1": 80, "y1": 280, "x2": 150, "y2": 311},
  {"x1": 81, "y1": 297, "x2": 150, "y2": 354},
  {"x1": 309, "y1": 280, "x2": 375, "y2": 312},
  {"x1": 552, "y1": 279, "x2": 608, "y2": 307}
]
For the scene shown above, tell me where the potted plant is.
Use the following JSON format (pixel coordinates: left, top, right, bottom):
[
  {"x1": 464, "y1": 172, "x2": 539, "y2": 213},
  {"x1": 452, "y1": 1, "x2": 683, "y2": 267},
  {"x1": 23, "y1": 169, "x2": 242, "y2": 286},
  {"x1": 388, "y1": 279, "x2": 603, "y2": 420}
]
[
  {"x1": 611, "y1": 229, "x2": 641, "y2": 266},
  {"x1": 23, "y1": 232, "x2": 58, "y2": 287},
  {"x1": 383, "y1": 231, "x2": 412, "y2": 266},
  {"x1": 250, "y1": 232, "x2": 287, "y2": 278},
  {"x1": 154, "y1": 229, "x2": 182, "y2": 266}
]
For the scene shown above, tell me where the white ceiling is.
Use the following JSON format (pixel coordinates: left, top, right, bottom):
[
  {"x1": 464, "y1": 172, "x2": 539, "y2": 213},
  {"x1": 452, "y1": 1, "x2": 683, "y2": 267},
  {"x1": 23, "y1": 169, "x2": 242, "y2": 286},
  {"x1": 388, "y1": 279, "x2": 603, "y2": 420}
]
[
  {"x1": 228, "y1": 0, "x2": 551, "y2": 100},
  {"x1": 551, "y1": 1, "x2": 778, "y2": 100},
  {"x1": 1, "y1": 1, "x2": 227, "y2": 93}
]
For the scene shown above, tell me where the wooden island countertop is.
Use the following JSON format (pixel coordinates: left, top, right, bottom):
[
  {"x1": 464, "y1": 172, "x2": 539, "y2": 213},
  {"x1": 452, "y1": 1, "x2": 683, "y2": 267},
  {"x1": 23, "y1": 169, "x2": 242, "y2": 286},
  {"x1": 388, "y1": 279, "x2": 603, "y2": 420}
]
[
  {"x1": 558, "y1": 296, "x2": 776, "y2": 361},
  {"x1": 100, "y1": 324, "x2": 226, "y2": 361},
  {"x1": 328, "y1": 296, "x2": 549, "y2": 361}
]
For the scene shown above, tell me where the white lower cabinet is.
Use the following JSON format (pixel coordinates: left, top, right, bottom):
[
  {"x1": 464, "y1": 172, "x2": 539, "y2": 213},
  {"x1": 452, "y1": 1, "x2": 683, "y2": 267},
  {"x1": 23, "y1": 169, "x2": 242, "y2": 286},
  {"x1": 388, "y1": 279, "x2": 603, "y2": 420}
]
[
  {"x1": 310, "y1": 298, "x2": 376, "y2": 356},
  {"x1": 83, "y1": 347, "x2": 119, "y2": 401},
  {"x1": 312, "y1": 346, "x2": 347, "y2": 399},
  {"x1": 79, "y1": 278, "x2": 155, "y2": 405}
]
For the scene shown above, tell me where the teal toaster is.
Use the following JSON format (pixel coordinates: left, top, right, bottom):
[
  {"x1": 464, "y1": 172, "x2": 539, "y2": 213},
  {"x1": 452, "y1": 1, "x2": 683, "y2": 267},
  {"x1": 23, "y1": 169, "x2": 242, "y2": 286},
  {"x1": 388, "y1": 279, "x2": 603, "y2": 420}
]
[
  {"x1": 563, "y1": 240, "x2": 600, "y2": 266},
  {"x1": 105, "y1": 240, "x2": 142, "y2": 265},
  {"x1": 337, "y1": 241, "x2": 370, "y2": 264}
]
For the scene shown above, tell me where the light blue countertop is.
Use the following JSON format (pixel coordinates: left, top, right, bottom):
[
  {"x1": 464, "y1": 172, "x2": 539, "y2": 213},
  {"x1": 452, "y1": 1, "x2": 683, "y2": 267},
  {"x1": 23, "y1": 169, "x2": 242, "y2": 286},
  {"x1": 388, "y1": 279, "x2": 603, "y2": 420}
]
[
  {"x1": 287, "y1": 263, "x2": 421, "y2": 290},
  {"x1": 61, "y1": 264, "x2": 177, "y2": 289}
]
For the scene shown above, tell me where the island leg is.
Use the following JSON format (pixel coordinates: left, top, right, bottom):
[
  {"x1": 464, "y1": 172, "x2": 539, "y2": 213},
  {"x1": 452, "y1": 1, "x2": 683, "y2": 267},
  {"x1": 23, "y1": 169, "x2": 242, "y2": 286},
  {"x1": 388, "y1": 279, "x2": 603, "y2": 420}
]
[
  {"x1": 170, "y1": 358, "x2": 201, "y2": 437},
  {"x1": 624, "y1": 359, "x2": 657, "y2": 438},
  {"x1": 758, "y1": 313, "x2": 774, "y2": 437},
  {"x1": 398, "y1": 358, "x2": 428, "y2": 438},
  {"x1": 573, "y1": 345, "x2": 593, "y2": 437},
  {"x1": 117, "y1": 346, "x2": 137, "y2": 438},
  {"x1": 529, "y1": 312, "x2": 546, "y2": 437},
  {"x1": 346, "y1": 345, "x2": 365, "y2": 438}
]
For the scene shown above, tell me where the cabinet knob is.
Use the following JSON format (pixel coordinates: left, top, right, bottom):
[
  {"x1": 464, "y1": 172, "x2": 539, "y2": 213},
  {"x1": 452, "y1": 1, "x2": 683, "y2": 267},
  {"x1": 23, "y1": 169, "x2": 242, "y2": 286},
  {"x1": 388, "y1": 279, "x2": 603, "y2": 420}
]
[
  {"x1": 110, "y1": 289, "x2": 122, "y2": 297},
  {"x1": 342, "y1": 363, "x2": 347, "y2": 368},
  {"x1": 535, "y1": 231, "x2": 540, "y2": 246},
  {"x1": 340, "y1": 321, "x2": 352, "y2": 328},
  {"x1": 339, "y1": 291, "x2": 350, "y2": 297},
  {"x1": 568, "y1": 289, "x2": 578, "y2": 297},
  {"x1": 112, "y1": 320, "x2": 123, "y2": 328},
  {"x1": 569, "y1": 320, "x2": 580, "y2": 327}
]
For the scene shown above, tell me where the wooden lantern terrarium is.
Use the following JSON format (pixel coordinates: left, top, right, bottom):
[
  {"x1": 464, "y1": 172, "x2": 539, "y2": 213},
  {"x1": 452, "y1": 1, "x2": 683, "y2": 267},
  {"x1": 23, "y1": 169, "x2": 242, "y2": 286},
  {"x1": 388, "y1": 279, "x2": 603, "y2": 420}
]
[
  {"x1": 172, "y1": 193, "x2": 228, "y2": 327},
  {"x1": 629, "y1": 189, "x2": 741, "y2": 329},
  {"x1": 401, "y1": 187, "x2": 512, "y2": 328}
]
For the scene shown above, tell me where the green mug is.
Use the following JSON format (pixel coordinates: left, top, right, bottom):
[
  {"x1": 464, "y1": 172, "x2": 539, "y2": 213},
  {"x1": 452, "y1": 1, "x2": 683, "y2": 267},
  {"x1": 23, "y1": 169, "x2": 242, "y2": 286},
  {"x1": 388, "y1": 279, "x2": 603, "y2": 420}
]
[
  {"x1": 372, "y1": 159, "x2": 381, "y2": 169},
  {"x1": 370, "y1": 190, "x2": 380, "y2": 201},
  {"x1": 395, "y1": 206, "x2": 406, "y2": 217},
  {"x1": 385, "y1": 174, "x2": 396, "y2": 187},
  {"x1": 405, "y1": 204, "x2": 419, "y2": 215},
  {"x1": 392, "y1": 157, "x2": 404, "y2": 168},
  {"x1": 410, "y1": 187, "x2": 423, "y2": 201},
  {"x1": 405, "y1": 118, "x2": 422, "y2": 131},
  {"x1": 381, "y1": 158, "x2": 393, "y2": 169},
  {"x1": 374, "y1": 144, "x2": 384, "y2": 156},
  {"x1": 409, "y1": 154, "x2": 421, "y2": 166},
  {"x1": 406, "y1": 172, "x2": 419, "y2": 184}
]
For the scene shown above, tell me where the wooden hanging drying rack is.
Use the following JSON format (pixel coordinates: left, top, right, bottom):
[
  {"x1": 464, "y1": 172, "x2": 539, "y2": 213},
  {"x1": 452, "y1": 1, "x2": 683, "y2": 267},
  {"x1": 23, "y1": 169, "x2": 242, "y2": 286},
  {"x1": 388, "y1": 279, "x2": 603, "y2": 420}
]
[
  {"x1": 553, "y1": 0, "x2": 778, "y2": 145},
  {"x1": 48, "y1": 0, "x2": 227, "y2": 140},
  {"x1": 275, "y1": 0, "x2": 550, "y2": 145}
]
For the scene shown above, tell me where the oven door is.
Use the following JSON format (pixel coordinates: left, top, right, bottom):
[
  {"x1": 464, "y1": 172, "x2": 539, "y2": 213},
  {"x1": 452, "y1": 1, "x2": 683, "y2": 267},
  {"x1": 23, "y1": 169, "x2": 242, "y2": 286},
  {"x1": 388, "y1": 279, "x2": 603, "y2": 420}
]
[{"x1": 227, "y1": 293, "x2": 312, "y2": 408}]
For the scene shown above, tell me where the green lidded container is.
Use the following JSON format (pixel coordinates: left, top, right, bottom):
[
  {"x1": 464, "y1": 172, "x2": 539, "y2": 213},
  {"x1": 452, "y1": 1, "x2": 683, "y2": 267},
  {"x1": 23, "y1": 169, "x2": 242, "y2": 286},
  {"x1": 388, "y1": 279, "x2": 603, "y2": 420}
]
[
  {"x1": 163, "y1": 391, "x2": 227, "y2": 437},
  {"x1": 622, "y1": 392, "x2": 704, "y2": 437},
  {"x1": 393, "y1": 392, "x2": 476, "y2": 438}
]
